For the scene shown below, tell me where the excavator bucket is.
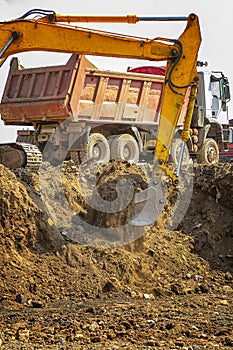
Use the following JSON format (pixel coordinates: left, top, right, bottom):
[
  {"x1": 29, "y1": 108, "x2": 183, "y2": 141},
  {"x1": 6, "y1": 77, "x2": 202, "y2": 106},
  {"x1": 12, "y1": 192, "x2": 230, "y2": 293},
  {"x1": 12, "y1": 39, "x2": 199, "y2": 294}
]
[{"x1": 130, "y1": 179, "x2": 166, "y2": 226}]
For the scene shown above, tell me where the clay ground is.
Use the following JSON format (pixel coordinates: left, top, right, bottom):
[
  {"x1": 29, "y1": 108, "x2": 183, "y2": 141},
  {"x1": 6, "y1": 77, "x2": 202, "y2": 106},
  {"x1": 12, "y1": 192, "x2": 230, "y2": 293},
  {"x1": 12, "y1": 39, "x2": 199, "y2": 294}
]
[{"x1": 0, "y1": 161, "x2": 233, "y2": 349}]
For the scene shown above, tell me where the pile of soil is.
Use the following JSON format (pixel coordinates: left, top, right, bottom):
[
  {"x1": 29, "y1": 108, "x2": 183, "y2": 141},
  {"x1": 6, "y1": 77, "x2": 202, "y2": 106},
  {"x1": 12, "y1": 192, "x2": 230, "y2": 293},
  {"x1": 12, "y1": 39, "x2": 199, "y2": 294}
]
[
  {"x1": 182, "y1": 163, "x2": 233, "y2": 274},
  {"x1": 0, "y1": 161, "x2": 232, "y2": 349}
]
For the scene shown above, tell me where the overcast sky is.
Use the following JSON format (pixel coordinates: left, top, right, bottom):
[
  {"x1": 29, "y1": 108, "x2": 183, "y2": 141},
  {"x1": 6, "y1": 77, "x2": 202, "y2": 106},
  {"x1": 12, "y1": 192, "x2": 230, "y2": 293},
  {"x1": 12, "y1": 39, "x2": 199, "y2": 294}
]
[{"x1": 0, "y1": 0, "x2": 232, "y2": 141}]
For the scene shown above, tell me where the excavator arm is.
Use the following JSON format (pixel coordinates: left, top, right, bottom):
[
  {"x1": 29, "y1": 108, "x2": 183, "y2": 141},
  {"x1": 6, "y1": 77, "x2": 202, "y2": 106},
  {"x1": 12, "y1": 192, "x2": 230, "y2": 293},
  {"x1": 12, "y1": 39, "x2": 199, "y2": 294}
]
[{"x1": 0, "y1": 9, "x2": 201, "y2": 175}]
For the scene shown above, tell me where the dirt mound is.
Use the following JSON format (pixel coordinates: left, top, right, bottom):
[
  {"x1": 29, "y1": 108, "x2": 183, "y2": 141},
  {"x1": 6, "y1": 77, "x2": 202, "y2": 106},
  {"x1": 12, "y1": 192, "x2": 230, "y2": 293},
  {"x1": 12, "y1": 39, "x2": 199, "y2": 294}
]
[
  {"x1": 0, "y1": 161, "x2": 233, "y2": 348},
  {"x1": 182, "y1": 163, "x2": 233, "y2": 274},
  {"x1": 0, "y1": 165, "x2": 63, "y2": 255},
  {"x1": 0, "y1": 161, "x2": 232, "y2": 305}
]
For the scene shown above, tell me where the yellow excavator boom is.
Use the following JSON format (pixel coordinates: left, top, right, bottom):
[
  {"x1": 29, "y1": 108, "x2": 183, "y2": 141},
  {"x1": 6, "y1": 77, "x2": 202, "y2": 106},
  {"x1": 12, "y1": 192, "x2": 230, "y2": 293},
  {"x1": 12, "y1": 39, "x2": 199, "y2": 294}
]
[{"x1": 0, "y1": 9, "x2": 201, "y2": 176}]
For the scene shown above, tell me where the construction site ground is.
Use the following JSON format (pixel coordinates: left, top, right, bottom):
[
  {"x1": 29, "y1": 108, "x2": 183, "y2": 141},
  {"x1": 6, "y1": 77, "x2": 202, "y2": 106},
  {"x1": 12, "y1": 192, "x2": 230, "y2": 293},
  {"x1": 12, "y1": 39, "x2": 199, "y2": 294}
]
[{"x1": 0, "y1": 160, "x2": 233, "y2": 349}]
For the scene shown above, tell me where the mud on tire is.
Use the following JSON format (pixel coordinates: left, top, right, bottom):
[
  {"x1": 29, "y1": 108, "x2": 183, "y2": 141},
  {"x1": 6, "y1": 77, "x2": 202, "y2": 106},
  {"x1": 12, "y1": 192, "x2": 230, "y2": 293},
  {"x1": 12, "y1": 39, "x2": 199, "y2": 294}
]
[{"x1": 197, "y1": 138, "x2": 219, "y2": 165}]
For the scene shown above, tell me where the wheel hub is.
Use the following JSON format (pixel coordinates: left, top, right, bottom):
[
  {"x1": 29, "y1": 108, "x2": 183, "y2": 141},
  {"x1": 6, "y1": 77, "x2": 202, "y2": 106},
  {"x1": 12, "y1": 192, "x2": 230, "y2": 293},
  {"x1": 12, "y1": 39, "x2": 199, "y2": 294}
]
[
  {"x1": 207, "y1": 146, "x2": 216, "y2": 163},
  {"x1": 93, "y1": 143, "x2": 101, "y2": 160},
  {"x1": 123, "y1": 146, "x2": 130, "y2": 159}
]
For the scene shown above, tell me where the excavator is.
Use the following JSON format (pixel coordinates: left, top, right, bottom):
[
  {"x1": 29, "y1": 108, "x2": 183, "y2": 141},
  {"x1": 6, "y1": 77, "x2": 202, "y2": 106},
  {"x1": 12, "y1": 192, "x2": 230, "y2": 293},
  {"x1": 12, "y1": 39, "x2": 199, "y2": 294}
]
[{"x1": 0, "y1": 9, "x2": 201, "y2": 224}]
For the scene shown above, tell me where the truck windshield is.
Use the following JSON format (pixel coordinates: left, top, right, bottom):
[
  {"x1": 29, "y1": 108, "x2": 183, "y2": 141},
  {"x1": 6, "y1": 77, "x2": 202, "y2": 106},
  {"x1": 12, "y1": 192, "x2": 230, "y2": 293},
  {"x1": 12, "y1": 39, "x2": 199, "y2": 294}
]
[{"x1": 210, "y1": 77, "x2": 221, "y2": 99}]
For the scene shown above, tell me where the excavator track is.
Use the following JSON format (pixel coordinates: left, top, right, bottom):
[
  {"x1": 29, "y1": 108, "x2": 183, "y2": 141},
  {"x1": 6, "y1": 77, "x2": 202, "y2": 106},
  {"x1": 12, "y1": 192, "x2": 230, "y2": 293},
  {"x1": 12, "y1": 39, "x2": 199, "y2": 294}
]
[{"x1": 0, "y1": 142, "x2": 42, "y2": 171}]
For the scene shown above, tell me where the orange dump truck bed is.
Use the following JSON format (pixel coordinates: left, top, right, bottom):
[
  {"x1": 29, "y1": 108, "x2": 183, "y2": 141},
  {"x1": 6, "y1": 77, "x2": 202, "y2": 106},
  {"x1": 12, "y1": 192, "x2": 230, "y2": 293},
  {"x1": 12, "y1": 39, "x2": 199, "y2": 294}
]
[{"x1": 0, "y1": 54, "x2": 165, "y2": 127}]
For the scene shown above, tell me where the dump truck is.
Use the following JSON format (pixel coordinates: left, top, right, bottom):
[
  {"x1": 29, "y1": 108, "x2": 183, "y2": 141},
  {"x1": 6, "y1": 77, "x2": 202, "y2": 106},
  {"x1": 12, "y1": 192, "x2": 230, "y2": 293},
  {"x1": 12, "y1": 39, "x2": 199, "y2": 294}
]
[
  {"x1": 0, "y1": 54, "x2": 183, "y2": 166},
  {"x1": 0, "y1": 54, "x2": 231, "y2": 168}
]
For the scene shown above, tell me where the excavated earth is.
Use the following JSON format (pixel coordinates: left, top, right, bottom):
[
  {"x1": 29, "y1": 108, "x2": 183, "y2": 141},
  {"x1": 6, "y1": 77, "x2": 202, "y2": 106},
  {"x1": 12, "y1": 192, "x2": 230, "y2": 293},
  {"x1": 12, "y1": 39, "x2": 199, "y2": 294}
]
[{"x1": 0, "y1": 160, "x2": 233, "y2": 349}]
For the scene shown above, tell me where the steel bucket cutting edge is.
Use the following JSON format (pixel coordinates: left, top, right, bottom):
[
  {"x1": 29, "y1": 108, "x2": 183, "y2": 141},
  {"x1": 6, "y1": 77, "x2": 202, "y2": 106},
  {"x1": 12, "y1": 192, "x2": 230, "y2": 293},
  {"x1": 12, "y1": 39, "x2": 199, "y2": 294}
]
[{"x1": 129, "y1": 181, "x2": 165, "y2": 227}]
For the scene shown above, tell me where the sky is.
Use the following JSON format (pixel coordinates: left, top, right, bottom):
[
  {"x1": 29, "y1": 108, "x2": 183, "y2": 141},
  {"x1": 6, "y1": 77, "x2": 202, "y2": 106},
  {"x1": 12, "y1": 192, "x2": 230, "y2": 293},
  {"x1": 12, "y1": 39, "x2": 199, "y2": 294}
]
[{"x1": 0, "y1": 0, "x2": 232, "y2": 142}]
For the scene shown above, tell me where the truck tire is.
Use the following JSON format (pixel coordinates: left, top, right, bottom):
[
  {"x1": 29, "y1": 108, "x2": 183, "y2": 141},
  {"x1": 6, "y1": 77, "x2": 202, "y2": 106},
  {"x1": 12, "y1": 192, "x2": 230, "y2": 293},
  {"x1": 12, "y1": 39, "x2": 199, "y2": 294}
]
[
  {"x1": 110, "y1": 134, "x2": 139, "y2": 164},
  {"x1": 197, "y1": 138, "x2": 219, "y2": 165},
  {"x1": 169, "y1": 138, "x2": 190, "y2": 166},
  {"x1": 80, "y1": 133, "x2": 110, "y2": 164}
]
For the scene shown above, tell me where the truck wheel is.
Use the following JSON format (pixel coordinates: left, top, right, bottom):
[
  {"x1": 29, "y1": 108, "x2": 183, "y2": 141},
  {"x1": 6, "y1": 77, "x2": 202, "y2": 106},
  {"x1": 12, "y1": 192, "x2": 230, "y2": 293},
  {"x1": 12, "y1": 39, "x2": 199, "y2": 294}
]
[
  {"x1": 169, "y1": 138, "x2": 190, "y2": 166},
  {"x1": 197, "y1": 138, "x2": 219, "y2": 165},
  {"x1": 110, "y1": 134, "x2": 139, "y2": 163},
  {"x1": 80, "y1": 133, "x2": 110, "y2": 164}
]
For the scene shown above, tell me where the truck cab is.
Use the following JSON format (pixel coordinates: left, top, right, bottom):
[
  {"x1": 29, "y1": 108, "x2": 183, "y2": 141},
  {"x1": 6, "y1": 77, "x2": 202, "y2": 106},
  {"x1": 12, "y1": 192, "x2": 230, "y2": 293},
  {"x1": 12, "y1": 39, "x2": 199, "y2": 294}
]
[{"x1": 190, "y1": 70, "x2": 231, "y2": 164}]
